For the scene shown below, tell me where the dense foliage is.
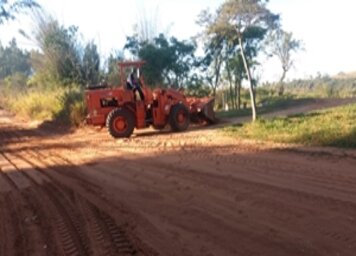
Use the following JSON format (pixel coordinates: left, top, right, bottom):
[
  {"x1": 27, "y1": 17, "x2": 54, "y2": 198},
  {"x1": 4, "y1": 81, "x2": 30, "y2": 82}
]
[{"x1": 125, "y1": 34, "x2": 197, "y2": 88}]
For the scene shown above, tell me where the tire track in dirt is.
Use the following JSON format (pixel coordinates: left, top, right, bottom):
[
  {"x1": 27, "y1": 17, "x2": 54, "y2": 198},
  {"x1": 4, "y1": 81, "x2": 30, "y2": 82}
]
[
  {"x1": 0, "y1": 195, "x2": 7, "y2": 256},
  {"x1": 29, "y1": 149, "x2": 159, "y2": 255},
  {"x1": 2, "y1": 151, "x2": 88, "y2": 256},
  {"x1": 24, "y1": 146, "x2": 190, "y2": 255},
  {"x1": 0, "y1": 118, "x2": 145, "y2": 255},
  {"x1": 0, "y1": 153, "x2": 44, "y2": 256},
  {"x1": 12, "y1": 149, "x2": 144, "y2": 256},
  {"x1": 0, "y1": 125, "x2": 158, "y2": 256},
  {"x1": 0, "y1": 191, "x2": 21, "y2": 256}
]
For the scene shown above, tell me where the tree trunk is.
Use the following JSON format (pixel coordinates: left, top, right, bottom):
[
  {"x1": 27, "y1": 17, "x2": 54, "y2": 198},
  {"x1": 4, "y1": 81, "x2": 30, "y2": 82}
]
[
  {"x1": 214, "y1": 77, "x2": 218, "y2": 98},
  {"x1": 213, "y1": 56, "x2": 222, "y2": 98},
  {"x1": 226, "y1": 60, "x2": 235, "y2": 110},
  {"x1": 213, "y1": 86, "x2": 217, "y2": 97},
  {"x1": 239, "y1": 36, "x2": 257, "y2": 121},
  {"x1": 235, "y1": 79, "x2": 241, "y2": 110},
  {"x1": 208, "y1": 79, "x2": 216, "y2": 97},
  {"x1": 233, "y1": 82, "x2": 238, "y2": 110},
  {"x1": 165, "y1": 73, "x2": 172, "y2": 88},
  {"x1": 278, "y1": 68, "x2": 287, "y2": 96}
]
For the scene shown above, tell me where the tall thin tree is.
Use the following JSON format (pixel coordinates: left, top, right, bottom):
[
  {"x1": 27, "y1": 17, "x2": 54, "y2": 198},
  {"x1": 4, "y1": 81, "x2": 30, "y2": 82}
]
[{"x1": 266, "y1": 29, "x2": 301, "y2": 95}]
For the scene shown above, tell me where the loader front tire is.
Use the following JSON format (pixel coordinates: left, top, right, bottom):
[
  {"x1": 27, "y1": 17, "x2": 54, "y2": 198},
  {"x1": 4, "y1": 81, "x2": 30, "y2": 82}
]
[
  {"x1": 107, "y1": 108, "x2": 135, "y2": 138},
  {"x1": 169, "y1": 104, "x2": 190, "y2": 132}
]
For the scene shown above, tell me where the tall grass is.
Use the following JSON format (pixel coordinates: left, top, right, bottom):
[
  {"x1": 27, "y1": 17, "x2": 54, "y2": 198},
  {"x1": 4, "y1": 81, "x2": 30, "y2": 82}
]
[
  {"x1": 1, "y1": 85, "x2": 86, "y2": 126},
  {"x1": 4, "y1": 89, "x2": 62, "y2": 120}
]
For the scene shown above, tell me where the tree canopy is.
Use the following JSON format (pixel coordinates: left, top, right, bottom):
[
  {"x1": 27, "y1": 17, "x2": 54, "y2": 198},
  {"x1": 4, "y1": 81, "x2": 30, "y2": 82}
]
[
  {"x1": 125, "y1": 33, "x2": 196, "y2": 88},
  {"x1": 82, "y1": 42, "x2": 100, "y2": 85},
  {"x1": 0, "y1": 38, "x2": 31, "y2": 79},
  {"x1": 0, "y1": 0, "x2": 39, "y2": 24}
]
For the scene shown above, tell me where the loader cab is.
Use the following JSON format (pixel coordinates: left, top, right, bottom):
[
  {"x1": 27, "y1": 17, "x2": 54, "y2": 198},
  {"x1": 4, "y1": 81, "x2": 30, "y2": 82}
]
[
  {"x1": 118, "y1": 61, "x2": 146, "y2": 89},
  {"x1": 119, "y1": 61, "x2": 147, "y2": 101}
]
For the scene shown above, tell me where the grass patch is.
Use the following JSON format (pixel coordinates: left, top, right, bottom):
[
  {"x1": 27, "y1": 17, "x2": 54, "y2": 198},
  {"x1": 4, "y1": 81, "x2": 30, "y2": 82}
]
[
  {"x1": 217, "y1": 96, "x2": 314, "y2": 119},
  {"x1": 223, "y1": 104, "x2": 356, "y2": 148}
]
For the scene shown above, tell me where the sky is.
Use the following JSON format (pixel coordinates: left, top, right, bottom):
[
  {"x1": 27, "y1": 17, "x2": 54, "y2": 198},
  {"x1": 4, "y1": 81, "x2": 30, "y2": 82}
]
[{"x1": 1, "y1": 0, "x2": 356, "y2": 82}]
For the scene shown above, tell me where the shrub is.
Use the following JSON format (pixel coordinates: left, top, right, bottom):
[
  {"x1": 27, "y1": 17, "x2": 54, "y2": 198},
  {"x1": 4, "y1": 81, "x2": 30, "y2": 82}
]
[{"x1": 55, "y1": 86, "x2": 86, "y2": 126}]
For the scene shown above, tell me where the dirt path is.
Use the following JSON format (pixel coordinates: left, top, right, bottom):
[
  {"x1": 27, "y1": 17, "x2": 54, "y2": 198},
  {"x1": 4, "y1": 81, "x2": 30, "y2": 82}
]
[{"x1": 1, "y1": 100, "x2": 356, "y2": 256}]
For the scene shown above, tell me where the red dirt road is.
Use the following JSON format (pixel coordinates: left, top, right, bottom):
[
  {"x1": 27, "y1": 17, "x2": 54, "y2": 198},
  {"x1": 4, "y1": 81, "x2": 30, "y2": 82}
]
[{"x1": 1, "y1": 104, "x2": 356, "y2": 256}]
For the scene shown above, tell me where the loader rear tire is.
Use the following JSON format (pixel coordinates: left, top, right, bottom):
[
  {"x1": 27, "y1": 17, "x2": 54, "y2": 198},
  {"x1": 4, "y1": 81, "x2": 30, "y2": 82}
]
[
  {"x1": 107, "y1": 108, "x2": 135, "y2": 138},
  {"x1": 169, "y1": 104, "x2": 190, "y2": 132}
]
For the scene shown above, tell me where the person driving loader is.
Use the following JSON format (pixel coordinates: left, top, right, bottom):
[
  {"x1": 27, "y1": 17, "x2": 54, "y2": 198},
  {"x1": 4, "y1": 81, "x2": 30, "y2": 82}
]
[{"x1": 127, "y1": 70, "x2": 144, "y2": 101}]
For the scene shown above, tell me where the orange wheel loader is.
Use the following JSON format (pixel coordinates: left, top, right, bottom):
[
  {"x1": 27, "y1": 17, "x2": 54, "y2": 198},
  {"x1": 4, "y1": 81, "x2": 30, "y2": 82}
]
[{"x1": 85, "y1": 61, "x2": 216, "y2": 138}]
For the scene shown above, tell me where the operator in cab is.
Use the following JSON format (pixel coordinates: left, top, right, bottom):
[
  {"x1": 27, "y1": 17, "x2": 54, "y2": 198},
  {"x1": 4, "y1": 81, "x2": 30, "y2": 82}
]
[{"x1": 127, "y1": 69, "x2": 145, "y2": 101}]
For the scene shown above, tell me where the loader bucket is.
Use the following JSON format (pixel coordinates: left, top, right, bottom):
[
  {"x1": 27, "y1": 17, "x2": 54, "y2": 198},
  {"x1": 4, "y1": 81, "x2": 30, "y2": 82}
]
[{"x1": 188, "y1": 97, "x2": 217, "y2": 124}]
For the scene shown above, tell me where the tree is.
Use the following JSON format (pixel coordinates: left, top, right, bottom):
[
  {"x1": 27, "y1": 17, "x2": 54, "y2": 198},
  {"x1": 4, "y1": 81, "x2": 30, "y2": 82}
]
[
  {"x1": 207, "y1": 0, "x2": 279, "y2": 121},
  {"x1": 124, "y1": 33, "x2": 196, "y2": 88},
  {"x1": 33, "y1": 14, "x2": 83, "y2": 85},
  {"x1": 0, "y1": 38, "x2": 31, "y2": 79},
  {"x1": 166, "y1": 37, "x2": 196, "y2": 88},
  {"x1": 0, "y1": 0, "x2": 39, "y2": 24},
  {"x1": 106, "y1": 51, "x2": 124, "y2": 86},
  {"x1": 266, "y1": 29, "x2": 301, "y2": 95},
  {"x1": 197, "y1": 10, "x2": 224, "y2": 97},
  {"x1": 82, "y1": 41, "x2": 100, "y2": 85},
  {"x1": 185, "y1": 74, "x2": 211, "y2": 97},
  {"x1": 125, "y1": 35, "x2": 168, "y2": 86},
  {"x1": 200, "y1": 34, "x2": 224, "y2": 97},
  {"x1": 226, "y1": 52, "x2": 246, "y2": 109}
]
